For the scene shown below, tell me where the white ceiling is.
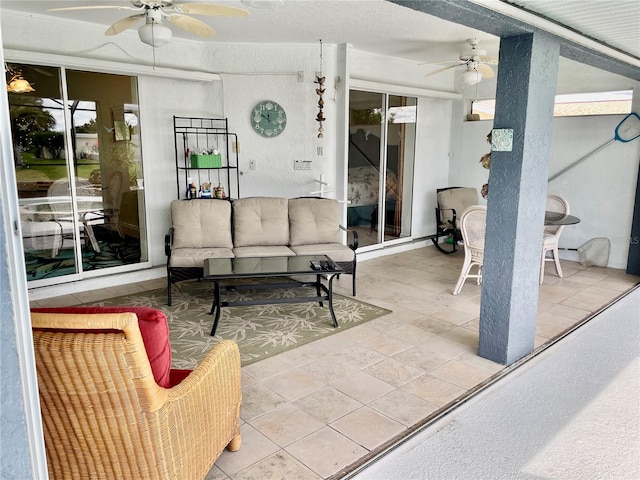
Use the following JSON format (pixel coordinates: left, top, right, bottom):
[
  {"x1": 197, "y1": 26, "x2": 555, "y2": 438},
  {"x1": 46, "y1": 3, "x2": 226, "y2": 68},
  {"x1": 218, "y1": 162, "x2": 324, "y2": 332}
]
[
  {"x1": 1, "y1": 0, "x2": 638, "y2": 74},
  {"x1": 506, "y1": 0, "x2": 640, "y2": 61},
  {"x1": 0, "y1": 1, "x2": 500, "y2": 62}
]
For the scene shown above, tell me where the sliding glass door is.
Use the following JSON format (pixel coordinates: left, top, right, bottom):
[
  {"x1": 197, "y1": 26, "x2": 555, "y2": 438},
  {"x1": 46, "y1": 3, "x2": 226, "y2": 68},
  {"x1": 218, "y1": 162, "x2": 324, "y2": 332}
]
[
  {"x1": 8, "y1": 64, "x2": 147, "y2": 283},
  {"x1": 347, "y1": 89, "x2": 416, "y2": 247}
]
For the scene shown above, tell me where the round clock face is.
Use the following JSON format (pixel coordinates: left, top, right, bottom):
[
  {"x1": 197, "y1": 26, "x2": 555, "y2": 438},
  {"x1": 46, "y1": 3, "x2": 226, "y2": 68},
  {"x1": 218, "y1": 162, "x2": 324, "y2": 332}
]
[{"x1": 251, "y1": 100, "x2": 287, "y2": 138}]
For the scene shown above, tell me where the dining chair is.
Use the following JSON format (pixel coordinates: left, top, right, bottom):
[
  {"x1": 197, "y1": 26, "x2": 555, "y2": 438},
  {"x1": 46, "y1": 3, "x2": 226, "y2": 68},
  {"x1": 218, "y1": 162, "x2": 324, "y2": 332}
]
[
  {"x1": 20, "y1": 212, "x2": 63, "y2": 258},
  {"x1": 102, "y1": 171, "x2": 125, "y2": 236},
  {"x1": 540, "y1": 194, "x2": 570, "y2": 284},
  {"x1": 47, "y1": 177, "x2": 104, "y2": 252},
  {"x1": 452, "y1": 205, "x2": 486, "y2": 295}
]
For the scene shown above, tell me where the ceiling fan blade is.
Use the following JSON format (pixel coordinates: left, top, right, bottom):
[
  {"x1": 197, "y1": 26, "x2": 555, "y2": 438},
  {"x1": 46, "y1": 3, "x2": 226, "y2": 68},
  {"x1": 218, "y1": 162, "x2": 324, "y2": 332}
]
[
  {"x1": 167, "y1": 14, "x2": 216, "y2": 37},
  {"x1": 172, "y1": 3, "x2": 250, "y2": 17},
  {"x1": 477, "y1": 55, "x2": 499, "y2": 64},
  {"x1": 418, "y1": 60, "x2": 462, "y2": 66},
  {"x1": 105, "y1": 14, "x2": 144, "y2": 36},
  {"x1": 477, "y1": 63, "x2": 495, "y2": 78},
  {"x1": 47, "y1": 5, "x2": 138, "y2": 12},
  {"x1": 424, "y1": 64, "x2": 459, "y2": 77}
]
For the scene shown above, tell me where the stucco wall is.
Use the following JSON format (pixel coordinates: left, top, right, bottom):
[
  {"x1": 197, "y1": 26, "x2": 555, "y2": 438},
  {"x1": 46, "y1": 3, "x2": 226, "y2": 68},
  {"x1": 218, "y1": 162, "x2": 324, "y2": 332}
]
[
  {"x1": 0, "y1": 210, "x2": 33, "y2": 480},
  {"x1": 450, "y1": 111, "x2": 640, "y2": 269}
]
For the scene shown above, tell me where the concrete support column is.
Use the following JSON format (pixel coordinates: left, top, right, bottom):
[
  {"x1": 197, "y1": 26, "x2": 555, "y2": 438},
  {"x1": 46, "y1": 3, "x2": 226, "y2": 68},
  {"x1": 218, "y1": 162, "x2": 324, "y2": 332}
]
[
  {"x1": 626, "y1": 91, "x2": 640, "y2": 275},
  {"x1": 627, "y1": 165, "x2": 640, "y2": 275},
  {"x1": 478, "y1": 33, "x2": 560, "y2": 365}
]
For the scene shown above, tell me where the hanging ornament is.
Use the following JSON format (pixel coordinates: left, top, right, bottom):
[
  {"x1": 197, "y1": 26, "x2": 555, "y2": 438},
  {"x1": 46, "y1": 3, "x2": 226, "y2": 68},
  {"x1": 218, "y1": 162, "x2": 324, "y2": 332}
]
[
  {"x1": 314, "y1": 39, "x2": 325, "y2": 156},
  {"x1": 479, "y1": 130, "x2": 492, "y2": 198}
]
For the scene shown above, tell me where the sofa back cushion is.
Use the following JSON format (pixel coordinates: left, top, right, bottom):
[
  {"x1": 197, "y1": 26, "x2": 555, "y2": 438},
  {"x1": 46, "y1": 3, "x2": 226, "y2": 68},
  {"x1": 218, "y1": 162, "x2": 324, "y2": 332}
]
[
  {"x1": 171, "y1": 199, "x2": 233, "y2": 249},
  {"x1": 233, "y1": 197, "x2": 289, "y2": 247},
  {"x1": 289, "y1": 197, "x2": 342, "y2": 246}
]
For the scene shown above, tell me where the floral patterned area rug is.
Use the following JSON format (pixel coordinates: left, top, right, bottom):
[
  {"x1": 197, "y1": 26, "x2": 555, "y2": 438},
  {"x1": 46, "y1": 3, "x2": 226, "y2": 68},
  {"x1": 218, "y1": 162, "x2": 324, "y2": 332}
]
[{"x1": 91, "y1": 279, "x2": 391, "y2": 368}]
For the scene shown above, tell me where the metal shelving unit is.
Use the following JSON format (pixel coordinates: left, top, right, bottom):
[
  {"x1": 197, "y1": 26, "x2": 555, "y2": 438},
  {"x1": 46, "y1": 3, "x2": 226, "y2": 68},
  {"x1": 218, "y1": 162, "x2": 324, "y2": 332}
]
[{"x1": 173, "y1": 116, "x2": 240, "y2": 200}]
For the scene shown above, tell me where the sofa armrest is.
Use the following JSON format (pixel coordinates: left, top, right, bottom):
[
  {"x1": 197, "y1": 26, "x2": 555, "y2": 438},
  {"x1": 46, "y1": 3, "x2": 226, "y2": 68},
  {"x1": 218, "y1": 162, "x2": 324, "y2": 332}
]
[
  {"x1": 165, "y1": 227, "x2": 174, "y2": 257},
  {"x1": 340, "y1": 224, "x2": 359, "y2": 251}
]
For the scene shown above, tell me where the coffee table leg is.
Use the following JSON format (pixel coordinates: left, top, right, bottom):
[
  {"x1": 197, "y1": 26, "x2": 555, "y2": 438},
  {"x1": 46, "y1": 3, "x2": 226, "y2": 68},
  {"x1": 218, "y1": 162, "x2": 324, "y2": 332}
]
[
  {"x1": 316, "y1": 274, "x2": 323, "y2": 307},
  {"x1": 328, "y1": 274, "x2": 339, "y2": 328},
  {"x1": 210, "y1": 280, "x2": 222, "y2": 336}
]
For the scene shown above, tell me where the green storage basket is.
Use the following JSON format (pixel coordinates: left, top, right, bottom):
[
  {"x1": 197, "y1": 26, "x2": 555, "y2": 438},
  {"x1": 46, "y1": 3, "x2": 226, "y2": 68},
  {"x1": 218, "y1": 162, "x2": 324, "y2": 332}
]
[{"x1": 190, "y1": 153, "x2": 222, "y2": 168}]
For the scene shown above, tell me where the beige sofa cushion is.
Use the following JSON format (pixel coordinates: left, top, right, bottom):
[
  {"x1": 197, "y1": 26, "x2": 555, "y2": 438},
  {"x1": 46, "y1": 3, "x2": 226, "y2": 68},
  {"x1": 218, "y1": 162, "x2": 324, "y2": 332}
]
[
  {"x1": 233, "y1": 257, "x2": 290, "y2": 273},
  {"x1": 233, "y1": 197, "x2": 289, "y2": 247},
  {"x1": 289, "y1": 198, "x2": 342, "y2": 246},
  {"x1": 170, "y1": 247, "x2": 235, "y2": 268},
  {"x1": 233, "y1": 245, "x2": 295, "y2": 258},
  {"x1": 171, "y1": 199, "x2": 233, "y2": 249},
  {"x1": 437, "y1": 188, "x2": 478, "y2": 228},
  {"x1": 289, "y1": 243, "x2": 355, "y2": 263}
]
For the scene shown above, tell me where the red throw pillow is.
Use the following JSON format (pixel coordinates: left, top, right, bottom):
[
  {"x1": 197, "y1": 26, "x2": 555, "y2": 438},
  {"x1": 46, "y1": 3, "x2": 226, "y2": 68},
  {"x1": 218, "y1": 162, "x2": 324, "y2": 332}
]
[
  {"x1": 169, "y1": 369, "x2": 192, "y2": 387},
  {"x1": 32, "y1": 306, "x2": 173, "y2": 388}
]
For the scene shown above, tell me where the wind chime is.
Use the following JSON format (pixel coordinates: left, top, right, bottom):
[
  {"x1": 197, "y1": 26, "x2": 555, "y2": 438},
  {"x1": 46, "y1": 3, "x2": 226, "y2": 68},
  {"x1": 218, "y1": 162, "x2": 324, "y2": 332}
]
[{"x1": 315, "y1": 39, "x2": 325, "y2": 156}]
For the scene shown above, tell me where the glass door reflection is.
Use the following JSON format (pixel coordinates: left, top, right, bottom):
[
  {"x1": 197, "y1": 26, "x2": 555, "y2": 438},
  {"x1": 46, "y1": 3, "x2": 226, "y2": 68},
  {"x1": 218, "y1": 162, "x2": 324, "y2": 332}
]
[
  {"x1": 347, "y1": 90, "x2": 415, "y2": 247},
  {"x1": 11, "y1": 64, "x2": 83, "y2": 279},
  {"x1": 10, "y1": 64, "x2": 147, "y2": 283},
  {"x1": 347, "y1": 90, "x2": 384, "y2": 247}
]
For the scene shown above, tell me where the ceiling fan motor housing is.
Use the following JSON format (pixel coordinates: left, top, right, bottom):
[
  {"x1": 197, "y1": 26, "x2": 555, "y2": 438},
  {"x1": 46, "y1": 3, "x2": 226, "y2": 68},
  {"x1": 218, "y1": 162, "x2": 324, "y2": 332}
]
[
  {"x1": 132, "y1": 0, "x2": 174, "y2": 8},
  {"x1": 138, "y1": 8, "x2": 172, "y2": 47}
]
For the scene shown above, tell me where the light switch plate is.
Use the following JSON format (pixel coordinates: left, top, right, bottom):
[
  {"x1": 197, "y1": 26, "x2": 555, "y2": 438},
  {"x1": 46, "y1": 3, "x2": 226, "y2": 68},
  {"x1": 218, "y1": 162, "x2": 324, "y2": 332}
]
[{"x1": 294, "y1": 160, "x2": 312, "y2": 170}]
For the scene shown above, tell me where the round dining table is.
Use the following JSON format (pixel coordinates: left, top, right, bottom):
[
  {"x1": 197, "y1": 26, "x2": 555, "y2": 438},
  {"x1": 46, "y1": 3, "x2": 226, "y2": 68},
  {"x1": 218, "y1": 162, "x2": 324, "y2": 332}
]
[
  {"x1": 544, "y1": 211, "x2": 581, "y2": 226},
  {"x1": 19, "y1": 196, "x2": 104, "y2": 252}
]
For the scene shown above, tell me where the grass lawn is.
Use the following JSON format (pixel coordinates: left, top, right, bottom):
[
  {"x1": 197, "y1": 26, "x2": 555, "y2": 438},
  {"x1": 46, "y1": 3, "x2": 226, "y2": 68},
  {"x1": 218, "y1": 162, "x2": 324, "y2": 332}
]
[{"x1": 16, "y1": 155, "x2": 100, "y2": 182}]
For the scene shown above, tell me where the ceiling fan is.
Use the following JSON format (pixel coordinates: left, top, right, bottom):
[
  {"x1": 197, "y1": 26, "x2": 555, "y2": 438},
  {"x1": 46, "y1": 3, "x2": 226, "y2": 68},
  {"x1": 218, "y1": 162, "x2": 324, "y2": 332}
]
[
  {"x1": 47, "y1": 1, "x2": 250, "y2": 48},
  {"x1": 422, "y1": 38, "x2": 498, "y2": 85}
]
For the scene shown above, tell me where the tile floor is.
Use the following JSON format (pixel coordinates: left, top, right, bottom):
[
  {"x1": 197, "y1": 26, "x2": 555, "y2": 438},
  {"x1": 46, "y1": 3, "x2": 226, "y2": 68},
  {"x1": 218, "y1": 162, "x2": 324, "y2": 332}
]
[{"x1": 30, "y1": 245, "x2": 640, "y2": 479}]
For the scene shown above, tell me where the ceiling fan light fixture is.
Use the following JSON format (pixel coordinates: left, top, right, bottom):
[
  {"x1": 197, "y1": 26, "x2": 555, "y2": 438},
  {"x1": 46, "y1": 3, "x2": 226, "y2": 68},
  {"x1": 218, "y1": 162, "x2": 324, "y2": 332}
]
[
  {"x1": 6, "y1": 75, "x2": 35, "y2": 93},
  {"x1": 138, "y1": 21, "x2": 172, "y2": 47},
  {"x1": 462, "y1": 68, "x2": 482, "y2": 85}
]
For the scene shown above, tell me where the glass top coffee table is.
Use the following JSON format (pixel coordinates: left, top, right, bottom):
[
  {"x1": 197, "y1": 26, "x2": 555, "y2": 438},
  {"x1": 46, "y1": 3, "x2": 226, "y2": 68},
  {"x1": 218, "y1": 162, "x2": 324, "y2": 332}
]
[{"x1": 204, "y1": 255, "x2": 344, "y2": 336}]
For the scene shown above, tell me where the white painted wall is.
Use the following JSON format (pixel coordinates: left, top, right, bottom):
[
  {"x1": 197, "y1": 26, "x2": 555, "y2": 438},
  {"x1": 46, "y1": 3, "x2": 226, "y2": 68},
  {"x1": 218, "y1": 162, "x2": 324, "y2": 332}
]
[
  {"x1": 412, "y1": 97, "x2": 454, "y2": 237},
  {"x1": 207, "y1": 43, "x2": 338, "y2": 199},
  {"x1": 548, "y1": 113, "x2": 640, "y2": 268},
  {"x1": 450, "y1": 109, "x2": 640, "y2": 269},
  {"x1": 447, "y1": 54, "x2": 640, "y2": 269},
  {"x1": 137, "y1": 77, "x2": 223, "y2": 265}
]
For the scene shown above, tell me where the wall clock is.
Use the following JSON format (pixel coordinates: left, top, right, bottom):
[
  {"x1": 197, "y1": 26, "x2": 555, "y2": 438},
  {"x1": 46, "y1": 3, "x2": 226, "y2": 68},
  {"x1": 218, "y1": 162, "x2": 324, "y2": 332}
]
[{"x1": 251, "y1": 100, "x2": 287, "y2": 138}]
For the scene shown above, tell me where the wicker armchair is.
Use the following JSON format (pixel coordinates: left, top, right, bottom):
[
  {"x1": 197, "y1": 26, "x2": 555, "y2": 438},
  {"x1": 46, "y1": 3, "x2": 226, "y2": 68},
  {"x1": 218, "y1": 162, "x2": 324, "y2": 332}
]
[{"x1": 31, "y1": 310, "x2": 242, "y2": 480}]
